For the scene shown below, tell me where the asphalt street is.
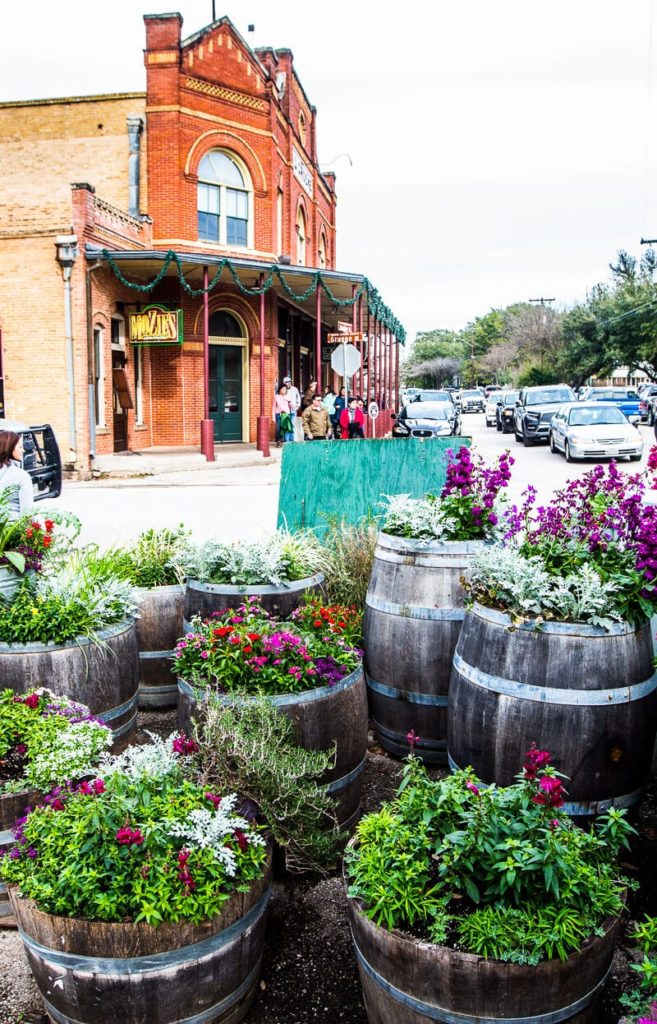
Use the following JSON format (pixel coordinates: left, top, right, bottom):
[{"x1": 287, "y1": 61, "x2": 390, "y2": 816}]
[{"x1": 44, "y1": 416, "x2": 657, "y2": 547}]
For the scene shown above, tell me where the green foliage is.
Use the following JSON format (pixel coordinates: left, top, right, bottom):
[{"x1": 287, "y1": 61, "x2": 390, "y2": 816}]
[
  {"x1": 112, "y1": 526, "x2": 192, "y2": 588},
  {"x1": 346, "y1": 756, "x2": 631, "y2": 963},
  {"x1": 0, "y1": 547, "x2": 137, "y2": 645},
  {"x1": 617, "y1": 916, "x2": 657, "y2": 1021},
  {"x1": 515, "y1": 365, "x2": 561, "y2": 387},
  {"x1": 457, "y1": 903, "x2": 600, "y2": 965},
  {"x1": 320, "y1": 516, "x2": 378, "y2": 611},
  {"x1": 0, "y1": 745, "x2": 267, "y2": 925},
  {"x1": 193, "y1": 697, "x2": 342, "y2": 874}
]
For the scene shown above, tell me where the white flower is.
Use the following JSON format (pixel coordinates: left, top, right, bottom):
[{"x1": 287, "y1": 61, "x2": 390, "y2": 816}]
[
  {"x1": 167, "y1": 793, "x2": 265, "y2": 877},
  {"x1": 26, "y1": 720, "x2": 112, "y2": 790},
  {"x1": 99, "y1": 731, "x2": 181, "y2": 781}
]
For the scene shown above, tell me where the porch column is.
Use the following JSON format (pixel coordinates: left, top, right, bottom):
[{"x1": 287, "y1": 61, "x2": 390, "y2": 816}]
[
  {"x1": 365, "y1": 306, "x2": 371, "y2": 436},
  {"x1": 200, "y1": 266, "x2": 215, "y2": 461},
  {"x1": 315, "y1": 277, "x2": 322, "y2": 387},
  {"x1": 357, "y1": 292, "x2": 364, "y2": 401},
  {"x1": 382, "y1": 325, "x2": 388, "y2": 411},
  {"x1": 372, "y1": 318, "x2": 379, "y2": 436},
  {"x1": 257, "y1": 277, "x2": 270, "y2": 457},
  {"x1": 394, "y1": 337, "x2": 400, "y2": 411}
]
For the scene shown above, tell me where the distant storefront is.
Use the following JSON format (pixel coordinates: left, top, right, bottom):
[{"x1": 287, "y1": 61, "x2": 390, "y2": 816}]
[{"x1": 0, "y1": 12, "x2": 404, "y2": 470}]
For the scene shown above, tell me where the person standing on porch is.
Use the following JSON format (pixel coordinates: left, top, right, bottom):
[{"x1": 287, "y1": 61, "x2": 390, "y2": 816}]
[
  {"x1": 340, "y1": 397, "x2": 365, "y2": 439},
  {"x1": 272, "y1": 384, "x2": 293, "y2": 447},
  {"x1": 283, "y1": 376, "x2": 302, "y2": 442},
  {"x1": 302, "y1": 395, "x2": 330, "y2": 440}
]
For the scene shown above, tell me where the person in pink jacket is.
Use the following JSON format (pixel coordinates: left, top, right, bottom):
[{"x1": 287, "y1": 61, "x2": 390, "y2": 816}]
[
  {"x1": 339, "y1": 397, "x2": 365, "y2": 439},
  {"x1": 272, "y1": 384, "x2": 294, "y2": 446}
]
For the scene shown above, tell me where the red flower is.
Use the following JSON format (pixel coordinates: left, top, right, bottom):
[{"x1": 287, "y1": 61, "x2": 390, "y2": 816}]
[
  {"x1": 523, "y1": 743, "x2": 551, "y2": 780},
  {"x1": 116, "y1": 825, "x2": 144, "y2": 846},
  {"x1": 30, "y1": 521, "x2": 42, "y2": 532},
  {"x1": 43, "y1": 536, "x2": 52, "y2": 548},
  {"x1": 531, "y1": 776, "x2": 565, "y2": 809},
  {"x1": 214, "y1": 626, "x2": 234, "y2": 637},
  {"x1": 21, "y1": 693, "x2": 40, "y2": 710},
  {"x1": 44, "y1": 519, "x2": 54, "y2": 534},
  {"x1": 172, "y1": 734, "x2": 198, "y2": 756},
  {"x1": 242, "y1": 645, "x2": 253, "y2": 654},
  {"x1": 205, "y1": 792, "x2": 222, "y2": 809},
  {"x1": 233, "y1": 829, "x2": 249, "y2": 852},
  {"x1": 247, "y1": 633, "x2": 260, "y2": 642}
]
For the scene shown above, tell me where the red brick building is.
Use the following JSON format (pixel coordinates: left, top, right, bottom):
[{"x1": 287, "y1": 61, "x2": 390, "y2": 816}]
[{"x1": 0, "y1": 12, "x2": 404, "y2": 470}]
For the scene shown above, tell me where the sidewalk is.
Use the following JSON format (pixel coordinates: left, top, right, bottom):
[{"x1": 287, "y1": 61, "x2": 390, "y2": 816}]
[{"x1": 89, "y1": 443, "x2": 282, "y2": 479}]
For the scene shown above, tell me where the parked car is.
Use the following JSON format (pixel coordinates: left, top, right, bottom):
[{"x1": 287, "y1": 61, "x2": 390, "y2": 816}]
[
  {"x1": 577, "y1": 387, "x2": 641, "y2": 424},
  {"x1": 638, "y1": 384, "x2": 657, "y2": 423},
  {"x1": 496, "y1": 390, "x2": 520, "y2": 433},
  {"x1": 459, "y1": 388, "x2": 485, "y2": 413},
  {"x1": 549, "y1": 402, "x2": 643, "y2": 463},
  {"x1": 391, "y1": 402, "x2": 458, "y2": 438},
  {"x1": 0, "y1": 419, "x2": 62, "y2": 500},
  {"x1": 483, "y1": 385, "x2": 504, "y2": 400},
  {"x1": 484, "y1": 394, "x2": 501, "y2": 426},
  {"x1": 514, "y1": 385, "x2": 577, "y2": 446}
]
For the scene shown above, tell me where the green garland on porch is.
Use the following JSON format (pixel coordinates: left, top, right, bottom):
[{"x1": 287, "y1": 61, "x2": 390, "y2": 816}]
[{"x1": 101, "y1": 248, "x2": 406, "y2": 343}]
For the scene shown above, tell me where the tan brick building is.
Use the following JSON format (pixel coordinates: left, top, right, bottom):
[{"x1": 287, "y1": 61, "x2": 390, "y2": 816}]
[{"x1": 0, "y1": 11, "x2": 404, "y2": 470}]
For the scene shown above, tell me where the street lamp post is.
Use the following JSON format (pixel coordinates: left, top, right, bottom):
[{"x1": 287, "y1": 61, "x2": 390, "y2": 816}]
[{"x1": 55, "y1": 234, "x2": 79, "y2": 462}]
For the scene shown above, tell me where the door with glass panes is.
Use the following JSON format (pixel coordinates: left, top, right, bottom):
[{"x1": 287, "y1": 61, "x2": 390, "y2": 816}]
[{"x1": 209, "y1": 345, "x2": 243, "y2": 442}]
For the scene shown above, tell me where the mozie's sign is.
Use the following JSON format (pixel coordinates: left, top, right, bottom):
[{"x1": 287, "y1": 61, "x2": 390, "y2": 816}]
[{"x1": 129, "y1": 305, "x2": 183, "y2": 346}]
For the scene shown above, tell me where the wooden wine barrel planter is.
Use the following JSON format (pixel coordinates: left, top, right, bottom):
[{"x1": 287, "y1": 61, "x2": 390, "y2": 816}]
[
  {"x1": 364, "y1": 533, "x2": 485, "y2": 765},
  {"x1": 135, "y1": 584, "x2": 184, "y2": 709},
  {"x1": 448, "y1": 603, "x2": 657, "y2": 820},
  {"x1": 345, "y1": 853, "x2": 621, "y2": 1024},
  {"x1": 0, "y1": 787, "x2": 39, "y2": 927},
  {"x1": 0, "y1": 619, "x2": 139, "y2": 752},
  {"x1": 9, "y1": 852, "x2": 272, "y2": 1024},
  {"x1": 178, "y1": 665, "x2": 368, "y2": 833},
  {"x1": 183, "y1": 572, "x2": 324, "y2": 628}
]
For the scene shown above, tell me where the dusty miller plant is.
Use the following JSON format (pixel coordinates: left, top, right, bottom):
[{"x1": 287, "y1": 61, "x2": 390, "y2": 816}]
[
  {"x1": 180, "y1": 530, "x2": 329, "y2": 587},
  {"x1": 465, "y1": 546, "x2": 622, "y2": 626},
  {"x1": 192, "y1": 696, "x2": 342, "y2": 874}
]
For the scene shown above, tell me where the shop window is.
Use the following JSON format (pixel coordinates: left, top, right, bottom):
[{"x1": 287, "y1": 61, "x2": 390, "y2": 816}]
[
  {"x1": 197, "y1": 150, "x2": 251, "y2": 248},
  {"x1": 93, "y1": 326, "x2": 105, "y2": 427},
  {"x1": 296, "y1": 204, "x2": 307, "y2": 266}
]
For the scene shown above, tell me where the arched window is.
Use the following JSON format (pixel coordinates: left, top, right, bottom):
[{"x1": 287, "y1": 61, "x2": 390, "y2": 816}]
[
  {"x1": 296, "y1": 204, "x2": 307, "y2": 266},
  {"x1": 318, "y1": 230, "x2": 327, "y2": 270},
  {"x1": 197, "y1": 150, "x2": 250, "y2": 247},
  {"x1": 209, "y1": 310, "x2": 245, "y2": 337},
  {"x1": 276, "y1": 187, "x2": 284, "y2": 257}
]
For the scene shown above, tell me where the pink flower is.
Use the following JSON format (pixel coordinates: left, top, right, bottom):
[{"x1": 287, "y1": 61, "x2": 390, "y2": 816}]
[
  {"x1": 116, "y1": 826, "x2": 144, "y2": 846},
  {"x1": 466, "y1": 781, "x2": 480, "y2": 795}
]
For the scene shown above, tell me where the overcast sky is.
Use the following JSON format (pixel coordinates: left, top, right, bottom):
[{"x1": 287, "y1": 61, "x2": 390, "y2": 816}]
[{"x1": 2, "y1": 1, "x2": 657, "y2": 345}]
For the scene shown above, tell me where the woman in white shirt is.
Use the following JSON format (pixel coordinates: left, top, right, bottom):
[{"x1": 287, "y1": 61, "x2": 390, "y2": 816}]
[{"x1": 0, "y1": 431, "x2": 34, "y2": 520}]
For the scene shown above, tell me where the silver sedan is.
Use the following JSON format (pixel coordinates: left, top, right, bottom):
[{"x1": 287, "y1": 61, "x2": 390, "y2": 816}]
[{"x1": 549, "y1": 402, "x2": 643, "y2": 462}]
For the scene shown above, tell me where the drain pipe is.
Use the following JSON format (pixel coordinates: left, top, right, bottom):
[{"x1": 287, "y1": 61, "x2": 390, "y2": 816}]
[
  {"x1": 127, "y1": 116, "x2": 144, "y2": 218},
  {"x1": 55, "y1": 235, "x2": 79, "y2": 461},
  {"x1": 86, "y1": 260, "x2": 104, "y2": 461}
]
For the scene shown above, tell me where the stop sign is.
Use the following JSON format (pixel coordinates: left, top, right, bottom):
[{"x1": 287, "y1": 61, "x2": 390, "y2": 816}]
[{"x1": 331, "y1": 343, "x2": 361, "y2": 378}]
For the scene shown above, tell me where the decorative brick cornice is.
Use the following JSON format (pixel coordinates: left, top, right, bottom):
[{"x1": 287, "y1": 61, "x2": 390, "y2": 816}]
[
  {"x1": 94, "y1": 196, "x2": 143, "y2": 229},
  {"x1": 183, "y1": 76, "x2": 267, "y2": 112}
]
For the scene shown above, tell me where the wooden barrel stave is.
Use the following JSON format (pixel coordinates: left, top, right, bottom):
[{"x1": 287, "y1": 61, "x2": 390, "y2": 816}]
[
  {"x1": 0, "y1": 788, "x2": 39, "y2": 927},
  {"x1": 448, "y1": 604, "x2": 657, "y2": 817},
  {"x1": 346, "y1": 861, "x2": 620, "y2": 1024},
  {"x1": 135, "y1": 585, "x2": 184, "y2": 709},
  {"x1": 0, "y1": 620, "x2": 139, "y2": 751},
  {"x1": 365, "y1": 535, "x2": 484, "y2": 765},
  {"x1": 9, "y1": 858, "x2": 272, "y2": 1024},
  {"x1": 183, "y1": 573, "x2": 325, "y2": 626},
  {"x1": 178, "y1": 666, "x2": 368, "y2": 831}
]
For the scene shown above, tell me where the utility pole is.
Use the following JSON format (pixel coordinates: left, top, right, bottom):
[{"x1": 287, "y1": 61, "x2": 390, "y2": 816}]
[
  {"x1": 640, "y1": 238, "x2": 657, "y2": 245},
  {"x1": 528, "y1": 298, "x2": 555, "y2": 371}
]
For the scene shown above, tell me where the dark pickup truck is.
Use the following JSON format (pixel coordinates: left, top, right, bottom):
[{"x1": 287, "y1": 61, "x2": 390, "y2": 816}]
[
  {"x1": 513, "y1": 385, "x2": 577, "y2": 446},
  {"x1": 0, "y1": 419, "x2": 62, "y2": 499}
]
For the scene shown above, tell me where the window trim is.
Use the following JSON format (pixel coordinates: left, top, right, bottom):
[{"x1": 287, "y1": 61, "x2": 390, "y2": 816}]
[
  {"x1": 197, "y1": 149, "x2": 254, "y2": 250},
  {"x1": 296, "y1": 203, "x2": 307, "y2": 266},
  {"x1": 93, "y1": 325, "x2": 106, "y2": 428}
]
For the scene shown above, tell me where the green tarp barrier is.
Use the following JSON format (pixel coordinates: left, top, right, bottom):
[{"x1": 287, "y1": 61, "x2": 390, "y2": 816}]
[{"x1": 277, "y1": 437, "x2": 470, "y2": 534}]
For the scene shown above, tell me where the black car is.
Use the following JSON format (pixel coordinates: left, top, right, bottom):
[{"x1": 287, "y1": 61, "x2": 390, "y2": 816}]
[
  {"x1": 513, "y1": 385, "x2": 576, "y2": 446},
  {"x1": 496, "y1": 390, "x2": 519, "y2": 433},
  {"x1": 392, "y1": 402, "x2": 456, "y2": 438},
  {"x1": 0, "y1": 419, "x2": 62, "y2": 499}
]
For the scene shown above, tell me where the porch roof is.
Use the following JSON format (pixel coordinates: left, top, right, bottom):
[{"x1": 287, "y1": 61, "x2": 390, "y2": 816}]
[{"x1": 85, "y1": 245, "x2": 405, "y2": 343}]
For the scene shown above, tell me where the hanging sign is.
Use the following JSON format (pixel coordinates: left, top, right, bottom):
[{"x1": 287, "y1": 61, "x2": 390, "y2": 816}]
[
  {"x1": 368, "y1": 401, "x2": 380, "y2": 420},
  {"x1": 129, "y1": 304, "x2": 183, "y2": 346}
]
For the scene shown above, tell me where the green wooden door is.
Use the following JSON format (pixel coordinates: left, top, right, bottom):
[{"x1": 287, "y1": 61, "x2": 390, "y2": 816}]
[{"x1": 209, "y1": 345, "x2": 243, "y2": 442}]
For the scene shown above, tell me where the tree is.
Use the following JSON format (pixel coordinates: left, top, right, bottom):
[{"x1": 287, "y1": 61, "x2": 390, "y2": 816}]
[{"x1": 404, "y1": 356, "x2": 461, "y2": 388}]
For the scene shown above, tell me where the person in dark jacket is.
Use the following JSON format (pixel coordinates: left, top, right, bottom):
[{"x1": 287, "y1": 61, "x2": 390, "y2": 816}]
[{"x1": 332, "y1": 386, "x2": 347, "y2": 438}]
